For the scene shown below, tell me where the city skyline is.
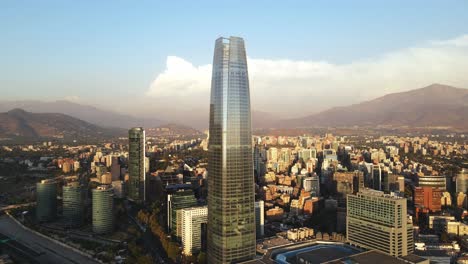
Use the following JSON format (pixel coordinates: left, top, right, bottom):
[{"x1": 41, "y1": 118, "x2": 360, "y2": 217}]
[
  {"x1": 1, "y1": 1, "x2": 468, "y2": 121},
  {"x1": 0, "y1": 2, "x2": 467, "y2": 264}
]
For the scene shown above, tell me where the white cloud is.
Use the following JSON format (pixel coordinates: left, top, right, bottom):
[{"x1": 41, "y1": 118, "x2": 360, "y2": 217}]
[
  {"x1": 148, "y1": 56, "x2": 211, "y2": 97},
  {"x1": 147, "y1": 34, "x2": 468, "y2": 117}
]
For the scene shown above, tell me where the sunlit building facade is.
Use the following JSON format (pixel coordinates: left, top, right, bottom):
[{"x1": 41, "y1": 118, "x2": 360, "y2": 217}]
[{"x1": 207, "y1": 36, "x2": 255, "y2": 263}]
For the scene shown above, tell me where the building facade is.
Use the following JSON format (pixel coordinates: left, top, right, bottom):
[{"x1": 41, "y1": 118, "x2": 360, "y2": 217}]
[
  {"x1": 167, "y1": 190, "x2": 198, "y2": 235},
  {"x1": 255, "y1": 200, "x2": 265, "y2": 239},
  {"x1": 181, "y1": 206, "x2": 208, "y2": 256},
  {"x1": 128, "y1": 127, "x2": 146, "y2": 202},
  {"x1": 36, "y1": 180, "x2": 57, "y2": 222},
  {"x1": 456, "y1": 169, "x2": 467, "y2": 194},
  {"x1": 62, "y1": 182, "x2": 84, "y2": 227},
  {"x1": 347, "y1": 189, "x2": 414, "y2": 257},
  {"x1": 207, "y1": 36, "x2": 256, "y2": 263},
  {"x1": 92, "y1": 185, "x2": 114, "y2": 234}
]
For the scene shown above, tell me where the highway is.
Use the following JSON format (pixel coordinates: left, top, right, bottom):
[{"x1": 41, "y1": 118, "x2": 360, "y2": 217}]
[{"x1": 0, "y1": 215, "x2": 99, "y2": 264}]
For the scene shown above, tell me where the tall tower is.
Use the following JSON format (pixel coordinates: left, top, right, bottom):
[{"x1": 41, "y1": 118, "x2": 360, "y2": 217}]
[
  {"x1": 128, "y1": 127, "x2": 146, "y2": 202},
  {"x1": 207, "y1": 36, "x2": 255, "y2": 263}
]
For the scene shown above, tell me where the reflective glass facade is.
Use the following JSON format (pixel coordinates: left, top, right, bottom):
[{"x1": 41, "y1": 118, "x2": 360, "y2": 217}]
[
  {"x1": 128, "y1": 127, "x2": 145, "y2": 202},
  {"x1": 207, "y1": 36, "x2": 255, "y2": 263}
]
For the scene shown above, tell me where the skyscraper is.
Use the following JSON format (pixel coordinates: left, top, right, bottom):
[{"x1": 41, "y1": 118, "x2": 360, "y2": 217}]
[
  {"x1": 63, "y1": 182, "x2": 84, "y2": 227},
  {"x1": 92, "y1": 185, "x2": 114, "y2": 234},
  {"x1": 128, "y1": 127, "x2": 146, "y2": 202},
  {"x1": 36, "y1": 180, "x2": 57, "y2": 222},
  {"x1": 207, "y1": 36, "x2": 255, "y2": 263}
]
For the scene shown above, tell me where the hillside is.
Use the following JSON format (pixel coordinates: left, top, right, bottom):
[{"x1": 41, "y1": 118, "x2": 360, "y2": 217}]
[
  {"x1": 0, "y1": 100, "x2": 163, "y2": 129},
  {"x1": 284, "y1": 84, "x2": 468, "y2": 130},
  {"x1": 0, "y1": 109, "x2": 122, "y2": 141}
]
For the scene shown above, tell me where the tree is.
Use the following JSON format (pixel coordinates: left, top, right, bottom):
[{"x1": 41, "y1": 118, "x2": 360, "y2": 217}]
[{"x1": 197, "y1": 251, "x2": 207, "y2": 264}]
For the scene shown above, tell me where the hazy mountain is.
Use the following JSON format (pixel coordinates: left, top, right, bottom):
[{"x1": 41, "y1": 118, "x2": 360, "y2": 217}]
[
  {"x1": 283, "y1": 84, "x2": 468, "y2": 130},
  {"x1": 0, "y1": 109, "x2": 123, "y2": 141},
  {"x1": 0, "y1": 100, "x2": 163, "y2": 129},
  {"x1": 146, "y1": 123, "x2": 204, "y2": 137}
]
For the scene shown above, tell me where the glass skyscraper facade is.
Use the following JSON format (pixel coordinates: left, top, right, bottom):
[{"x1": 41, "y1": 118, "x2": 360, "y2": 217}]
[
  {"x1": 128, "y1": 127, "x2": 146, "y2": 202},
  {"x1": 207, "y1": 36, "x2": 255, "y2": 263}
]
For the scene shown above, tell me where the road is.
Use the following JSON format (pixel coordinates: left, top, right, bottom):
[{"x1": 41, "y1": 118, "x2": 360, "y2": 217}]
[{"x1": 0, "y1": 215, "x2": 99, "y2": 264}]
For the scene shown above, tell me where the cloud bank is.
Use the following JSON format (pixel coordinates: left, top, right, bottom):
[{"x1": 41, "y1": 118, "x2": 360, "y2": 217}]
[{"x1": 147, "y1": 34, "x2": 468, "y2": 118}]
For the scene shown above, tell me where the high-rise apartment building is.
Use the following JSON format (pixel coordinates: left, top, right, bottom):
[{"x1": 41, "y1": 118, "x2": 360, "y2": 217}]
[
  {"x1": 456, "y1": 169, "x2": 467, "y2": 193},
  {"x1": 62, "y1": 182, "x2": 84, "y2": 227},
  {"x1": 128, "y1": 127, "x2": 146, "y2": 202},
  {"x1": 347, "y1": 189, "x2": 414, "y2": 257},
  {"x1": 181, "y1": 206, "x2": 208, "y2": 256},
  {"x1": 36, "y1": 180, "x2": 57, "y2": 222},
  {"x1": 255, "y1": 201, "x2": 265, "y2": 239},
  {"x1": 92, "y1": 185, "x2": 114, "y2": 234},
  {"x1": 303, "y1": 175, "x2": 320, "y2": 197},
  {"x1": 207, "y1": 36, "x2": 255, "y2": 263}
]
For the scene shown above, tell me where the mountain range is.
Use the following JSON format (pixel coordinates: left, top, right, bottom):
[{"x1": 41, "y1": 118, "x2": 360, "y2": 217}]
[
  {"x1": 0, "y1": 84, "x2": 467, "y2": 139},
  {"x1": 0, "y1": 109, "x2": 122, "y2": 141},
  {"x1": 0, "y1": 100, "x2": 163, "y2": 129},
  {"x1": 283, "y1": 84, "x2": 468, "y2": 130}
]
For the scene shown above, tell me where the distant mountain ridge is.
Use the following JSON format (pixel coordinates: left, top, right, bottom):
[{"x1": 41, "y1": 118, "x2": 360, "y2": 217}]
[
  {"x1": 0, "y1": 100, "x2": 163, "y2": 129},
  {"x1": 1, "y1": 84, "x2": 467, "y2": 132},
  {"x1": 0, "y1": 109, "x2": 122, "y2": 140},
  {"x1": 283, "y1": 84, "x2": 468, "y2": 130}
]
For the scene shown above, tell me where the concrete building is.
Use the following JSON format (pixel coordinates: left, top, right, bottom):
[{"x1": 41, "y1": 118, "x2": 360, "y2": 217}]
[
  {"x1": 447, "y1": 221, "x2": 468, "y2": 236},
  {"x1": 111, "y1": 181, "x2": 125, "y2": 199},
  {"x1": 255, "y1": 201, "x2": 265, "y2": 239},
  {"x1": 414, "y1": 187, "x2": 443, "y2": 213},
  {"x1": 456, "y1": 169, "x2": 467, "y2": 193},
  {"x1": 92, "y1": 185, "x2": 114, "y2": 234},
  {"x1": 286, "y1": 227, "x2": 314, "y2": 241},
  {"x1": 418, "y1": 175, "x2": 446, "y2": 190},
  {"x1": 303, "y1": 175, "x2": 320, "y2": 197},
  {"x1": 36, "y1": 180, "x2": 57, "y2": 222},
  {"x1": 62, "y1": 182, "x2": 84, "y2": 227},
  {"x1": 180, "y1": 206, "x2": 208, "y2": 256},
  {"x1": 347, "y1": 189, "x2": 414, "y2": 257}
]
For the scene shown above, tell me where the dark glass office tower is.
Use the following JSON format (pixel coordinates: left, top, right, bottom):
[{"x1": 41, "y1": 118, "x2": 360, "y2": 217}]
[
  {"x1": 207, "y1": 36, "x2": 255, "y2": 263},
  {"x1": 128, "y1": 127, "x2": 145, "y2": 202}
]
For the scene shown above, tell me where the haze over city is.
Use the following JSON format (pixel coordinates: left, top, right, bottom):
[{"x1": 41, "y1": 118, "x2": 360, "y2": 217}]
[{"x1": 2, "y1": 1, "x2": 468, "y2": 123}]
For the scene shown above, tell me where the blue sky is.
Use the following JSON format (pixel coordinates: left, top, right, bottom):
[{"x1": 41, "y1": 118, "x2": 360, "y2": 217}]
[{"x1": 1, "y1": 1, "x2": 468, "y2": 119}]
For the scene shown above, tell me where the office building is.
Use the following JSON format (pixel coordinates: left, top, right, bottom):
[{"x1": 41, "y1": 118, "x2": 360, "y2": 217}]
[
  {"x1": 92, "y1": 185, "x2": 114, "y2": 234},
  {"x1": 207, "y1": 36, "x2": 255, "y2": 263},
  {"x1": 128, "y1": 127, "x2": 146, "y2": 202},
  {"x1": 456, "y1": 169, "x2": 467, "y2": 193},
  {"x1": 414, "y1": 187, "x2": 443, "y2": 213},
  {"x1": 111, "y1": 180, "x2": 125, "y2": 199},
  {"x1": 417, "y1": 175, "x2": 446, "y2": 190},
  {"x1": 298, "y1": 148, "x2": 317, "y2": 161},
  {"x1": 255, "y1": 201, "x2": 265, "y2": 239},
  {"x1": 181, "y1": 206, "x2": 208, "y2": 256},
  {"x1": 347, "y1": 189, "x2": 414, "y2": 257},
  {"x1": 62, "y1": 182, "x2": 84, "y2": 227},
  {"x1": 167, "y1": 190, "x2": 198, "y2": 235},
  {"x1": 303, "y1": 175, "x2": 320, "y2": 197},
  {"x1": 110, "y1": 156, "x2": 121, "y2": 181},
  {"x1": 36, "y1": 180, "x2": 57, "y2": 222}
]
